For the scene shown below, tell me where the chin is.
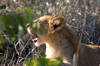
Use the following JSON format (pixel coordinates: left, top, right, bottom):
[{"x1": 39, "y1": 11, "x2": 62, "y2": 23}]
[{"x1": 34, "y1": 42, "x2": 40, "y2": 47}]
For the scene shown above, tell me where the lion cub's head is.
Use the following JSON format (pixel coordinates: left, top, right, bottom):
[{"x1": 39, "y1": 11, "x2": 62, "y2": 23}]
[{"x1": 26, "y1": 15, "x2": 66, "y2": 46}]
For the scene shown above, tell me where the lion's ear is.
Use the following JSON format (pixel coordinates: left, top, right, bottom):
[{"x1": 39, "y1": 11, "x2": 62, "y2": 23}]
[{"x1": 48, "y1": 16, "x2": 66, "y2": 34}]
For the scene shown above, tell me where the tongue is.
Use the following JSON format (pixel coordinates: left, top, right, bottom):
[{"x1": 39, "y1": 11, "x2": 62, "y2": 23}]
[{"x1": 32, "y1": 38, "x2": 38, "y2": 42}]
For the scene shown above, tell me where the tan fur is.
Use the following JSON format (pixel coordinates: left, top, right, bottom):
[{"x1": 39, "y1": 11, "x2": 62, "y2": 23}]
[{"x1": 26, "y1": 15, "x2": 100, "y2": 66}]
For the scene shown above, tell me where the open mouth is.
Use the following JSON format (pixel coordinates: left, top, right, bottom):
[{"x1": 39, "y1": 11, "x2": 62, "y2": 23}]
[{"x1": 32, "y1": 33, "x2": 38, "y2": 43}]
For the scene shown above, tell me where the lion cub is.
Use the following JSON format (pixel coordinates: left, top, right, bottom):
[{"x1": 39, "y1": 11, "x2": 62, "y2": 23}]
[{"x1": 26, "y1": 15, "x2": 100, "y2": 66}]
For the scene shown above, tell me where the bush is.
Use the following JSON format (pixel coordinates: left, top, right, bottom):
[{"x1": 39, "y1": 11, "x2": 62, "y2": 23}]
[{"x1": 25, "y1": 57, "x2": 63, "y2": 66}]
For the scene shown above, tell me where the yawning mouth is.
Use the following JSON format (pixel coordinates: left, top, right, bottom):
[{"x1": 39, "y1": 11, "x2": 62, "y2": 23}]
[
  {"x1": 32, "y1": 33, "x2": 38, "y2": 43},
  {"x1": 33, "y1": 38, "x2": 38, "y2": 43}
]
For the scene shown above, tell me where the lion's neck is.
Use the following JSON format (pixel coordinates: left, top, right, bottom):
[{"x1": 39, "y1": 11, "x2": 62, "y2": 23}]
[
  {"x1": 45, "y1": 34, "x2": 74, "y2": 63},
  {"x1": 45, "y1": 33, "x2": 72, "y2": 59},
  {"x1": 45, "y1": 42, "x2": 60, "y2": 59}
]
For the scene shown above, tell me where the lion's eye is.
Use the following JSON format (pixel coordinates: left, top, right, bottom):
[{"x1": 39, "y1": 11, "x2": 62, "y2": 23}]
[
  {"x1": 38, "y1": 21, "x2": 42, "y2": 23},
  {"x1": 36, "y1": 20, "x2": 42, "y2": 23}
]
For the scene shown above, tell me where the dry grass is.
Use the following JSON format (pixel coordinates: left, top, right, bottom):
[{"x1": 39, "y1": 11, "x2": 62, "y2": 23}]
[{"x1": 0, "y1": 0, "x2": 100, "y2": 66}]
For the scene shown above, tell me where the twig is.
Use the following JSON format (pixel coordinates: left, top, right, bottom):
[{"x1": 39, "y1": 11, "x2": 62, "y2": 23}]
[{"x1": 73, "y1": 0, "x2": 87, "y2": 66}]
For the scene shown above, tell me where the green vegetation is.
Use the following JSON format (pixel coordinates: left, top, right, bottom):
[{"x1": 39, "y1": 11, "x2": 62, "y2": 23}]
[
  {"x1": 0, "y1": 8, "x2": 44, "y2": 43},
  {"x1": 25, "y1": 57, "x2": 63, "y2": 66}
]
